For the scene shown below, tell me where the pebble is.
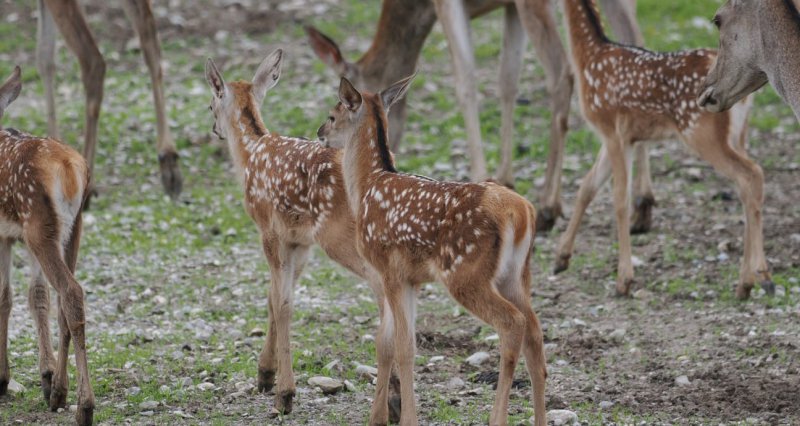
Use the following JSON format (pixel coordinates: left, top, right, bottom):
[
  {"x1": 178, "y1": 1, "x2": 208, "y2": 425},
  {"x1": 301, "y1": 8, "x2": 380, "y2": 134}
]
[
  {"x1": 599, "y1": 400, "x2": 614, "y2": 409},
  {"x1": 248, "y1": 327, "x2": 265, "y2": 337},
  {"x1": 178, "y1": 377, "x2": 193, "y2": 388},
  {"x1": 126, "y1": 386, "x2": 141, "y2": 396},
  {"x1": 458, "y1": 387, "x2": 483, "y2": 396},
  {"x1": 633, "y1": 289, "x2": 652, "y2": 300},
  {"x1": 235, "y1": 381, "x2": 254, "y2": 393},
  {"x1": 675, "y1": 375, "x2": 691, "y2": 386},
  {"x1": 344, "y1": 380, "x2": 356, "y2": 392},
  {"x1": 141, "y1": 410, "x2": 155, "y2": 417},
  {"x1": 69, "y1": 405, "x2": 77, "y2": 413},
  {"x1": 546, "y1": 409, "x2": 579, "y2": 426},
  {"x1": 307, "y1": 376, "x2": 343, "y2": 395},
  {"x1": 447, "y1": 377, "x2": 465, "y2": 389},
  {"x1": 631, "y1": 256, "x2": 644, "y2": 267},
  {"x1": 139, "y1": 401, "x2": 159, "y2": 410},
  {"x1": 197, "y1": 382, "x2": 215, "y2": 391},
  {"x1": 465, "y1": 351, "x2": 491, "y2": 367},
  {"x1": 361, "y1": 334, "x2": 375, "y2": 343},
  {"x1": 355, "y1": 364, "x2": 378, "y2": 380},
  {"x1": 572, "y1": 318, "x2": 587, "y2": 328},
  {"x1": 484, "y1": 333, "x2": 499, "y2": 342},
  {"x1": 429, "y1": 355, "x2": 445, "y2": 363},
  {"x1": 609, "y1": 328, "x2": 626, "y2": 342},
  {"x1": 7, "y1": 379, "x2": 25, "y2": 394},
  {"x1": 544, "y1": 343, "x2": 558, "y2": 352},
  {"x1": 324, "y1": 359, "x2": 340, "y2": 371}
]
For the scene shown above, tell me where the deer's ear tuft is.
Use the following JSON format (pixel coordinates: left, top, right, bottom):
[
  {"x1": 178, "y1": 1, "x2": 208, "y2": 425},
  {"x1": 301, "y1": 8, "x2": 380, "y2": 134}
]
[
  {"x1": 379, "y1": 72, "x2": 415, "y2": 114},
  {"x1": 253, "y1": 48, "x2": 283, "y2": 104}
]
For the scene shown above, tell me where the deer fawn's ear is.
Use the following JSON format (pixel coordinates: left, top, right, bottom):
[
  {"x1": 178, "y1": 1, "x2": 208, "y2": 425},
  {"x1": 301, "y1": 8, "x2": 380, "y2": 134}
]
[
  {"x1": 252, "y1": 48, "x2": 283, "y2": 105},
  {"x1": 306, "y1": 26, "x2": 351, "y2": 76},
  {"x1": 338, "y1": 77, "x2": 362, "y2": 111},
  {"x1": 379, "y1": 72, "x2": 415, "y2": 114},
  {"x1": 0, "y1": 65, "x2": 22, "y2": 113},
  {"x1": 205, "y1": 58, "x2": 226, "y2": 99}
]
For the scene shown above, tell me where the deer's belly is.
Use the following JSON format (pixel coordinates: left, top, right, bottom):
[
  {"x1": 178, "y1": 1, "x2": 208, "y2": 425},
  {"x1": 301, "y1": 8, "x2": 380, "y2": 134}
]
[{"x1": 0, "y1": 215, "x2": 22, "y2": 239}]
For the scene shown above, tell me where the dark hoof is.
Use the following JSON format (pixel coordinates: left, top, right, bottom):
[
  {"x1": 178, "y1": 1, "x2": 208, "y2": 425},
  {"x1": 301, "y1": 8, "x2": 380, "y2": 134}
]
[
  {"x1": 41, "y1": 371, "x2": 53, "y2": 402},
  {"x1": 615, "y1": 279, "x2": 634, "y2": 297},
  {"x1": 0, "y1": 379, "x2": 7, "y2": 396},
  {"x1": 536, "y1": 206, "x2": 561, "y2": 233},
  {"x1": 75, "y1": 404, "x2": 94, "y2": 426},
  {"x1": 736, "y1": 283, "x2": 753, "y2": 300},
  {"x1": 553, "y1": 254, "x2": 571, "y2": 275},
  {"x1": 158, "y1": 151, "x2": 184, "y2": 200},
  {"x1": 274, "y1": 390, "x2": 295, "y2": 415},
  {"x1": 49, "y1": 386, "x2": 68, "y2": 411},
  {"x1": 630, "y1": 195, "x2": 656, "y2": 234},
  {"x1": 258, "y1": 369, "x2": 276, "y2": 393},
  {"x1": 388, "y1": 374, "x2": 401, "y2": 424},
  {"x1": 761, "y1": 280, "x2": 776, "y2": 296}
]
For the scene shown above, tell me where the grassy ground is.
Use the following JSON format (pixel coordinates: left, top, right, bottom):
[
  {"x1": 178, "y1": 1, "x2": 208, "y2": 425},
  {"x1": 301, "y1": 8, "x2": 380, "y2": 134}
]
[{"x1": 0, "y1": 0, "x2": 798, "y2": 424}]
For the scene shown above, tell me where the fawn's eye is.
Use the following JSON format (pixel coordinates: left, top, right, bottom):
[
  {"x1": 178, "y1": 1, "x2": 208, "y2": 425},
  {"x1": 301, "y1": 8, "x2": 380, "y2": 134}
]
[{"x1": 712, "y1": 15, "x2": 721, "y2": 28}]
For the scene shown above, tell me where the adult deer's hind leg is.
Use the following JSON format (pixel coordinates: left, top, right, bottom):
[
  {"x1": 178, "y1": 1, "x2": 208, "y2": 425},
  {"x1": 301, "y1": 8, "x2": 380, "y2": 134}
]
[
  {"x1": 0, "y1": 239, "x2": 12, "y2": 396},
  {"x1": 515, "y1": 0, "x2": 574, "y2": 232},
  {"x1": 434, "y1": 0, "x2": 488, "y2": 182},
  {"x1": 122, "y1": 0, "x2": 183, "y2": 199},
  {"x1": 43, "y1": 0, "x2": 105, "y2": 202},
  {"x1": 496, "y1": 4, "x2": 526, "y2": 187},
  {"x1": 37, "y1": 0, "x2": 59, "y2": 139}
]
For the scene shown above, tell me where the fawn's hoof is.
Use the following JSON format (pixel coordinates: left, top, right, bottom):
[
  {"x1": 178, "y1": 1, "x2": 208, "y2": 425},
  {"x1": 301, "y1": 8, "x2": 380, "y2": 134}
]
[
  {"x1": 75, "y1": 403, "x2": 94, "y2": 426},
  {"x1": 615, "y1": 278, "x2": 634, "y2": 297},
  {"x1": 258, "y1": 369, "x2": 276, "y2": 393},
  {"x1": 274, "y1": 390, "x2": 295, "y2": 415},
  {"x1": 49, "y1": 386, "x2": 68, "y2": 411},
  {"x1": 736, "y1": 282, "x2": 754, "y2": 300},
  {"x1": 41, "y1": 371, "x2": 53, "y2": 402},
  {"x1": 0, "y1": 379, "x2": 8, "y2": 396},
  {"x1": 158, "y1": 151, "x2": 183, "y2": 200},
  {"x1": 630, "y1": 195, "x2": 656, "y2": 234},
  {"x1": 761, "y1": 280, "x2": 776, "y2": 296},
  {"x1": 553, "y1": 254, "x2": 571, "y2": 275},
  {"x1": 536, "y1": 206, "x2": 561, "y2": 233}
]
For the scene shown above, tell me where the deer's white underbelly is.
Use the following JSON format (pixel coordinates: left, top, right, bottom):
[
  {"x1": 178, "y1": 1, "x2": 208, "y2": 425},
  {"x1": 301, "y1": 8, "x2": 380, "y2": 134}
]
[{"x1": 0, "y1": 215, "x2": 22, "y2": 239}]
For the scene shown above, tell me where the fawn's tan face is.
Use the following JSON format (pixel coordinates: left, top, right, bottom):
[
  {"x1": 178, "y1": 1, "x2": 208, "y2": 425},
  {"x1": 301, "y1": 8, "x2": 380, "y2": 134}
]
[{"x1": 317, "y1": 77, "x2": 363, "y2": 149}]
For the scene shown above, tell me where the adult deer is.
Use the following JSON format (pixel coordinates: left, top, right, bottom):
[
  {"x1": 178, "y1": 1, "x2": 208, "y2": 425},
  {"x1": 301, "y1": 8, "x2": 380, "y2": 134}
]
[
  {"x1": 36, "y1": 0, "x2": 182, "y2": 200},
  {"x1": 317, "y1": 75, "x2": 547, "y2": 425},
  {"x1": 554, "y1": 0, "x2": 772, "y2": 299},
  {"x1": 307, "y1": 0, "x2": 659, "y2": 233},
  {"x1": 698, "y1": 0, "x2": 800, "y2": 121},
  {"x1": 204, "y1": 50, "x2": 405, "y2": 418},
  {"x1": 0, "y1": 67, "x2": 94, "y2": 425}
]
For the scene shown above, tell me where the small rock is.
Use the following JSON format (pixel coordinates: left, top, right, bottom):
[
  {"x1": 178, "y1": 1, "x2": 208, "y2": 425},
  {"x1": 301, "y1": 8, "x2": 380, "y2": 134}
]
[
  {"x1": 361, "y1": 334, "x2": 375, "y2": 343},
  {"x1": 428, "y1": 355, "x2": 445, "y2": 363},
  {"x1": 458, "y1": 387, "x2": 484, "y2": 396},
  {"x1": 126, "y1": 386, "x2": 141, "y2": 396},
  {"x1": 633, "y1": 289, "x2": 652, "y2": 300},
  {"x1": 324, "y1": 359, "x2": 340, "y2": 371},
  {"x1": 139, "y1": 401, "x2": 159, "y2": 410},
  {"x1": 153, "y1": 295, "x2": 167, "y2": 305},
  {"x1": 159, "y1": 385, "x2": 169, "y2": 393},
  {"x1": 572, "y1": 318, "x2": 587, "y2": 328},
  {"x1": 546, "y1": 409, "x2": 578, "y2": 426},
  {"x1": 235, "y1": 381, "x2": 254, "y2": 393},
  {"x1": 484, "y1": 333, "x2": 499, "y2": 342},
  {"x1": 599, "y1": 400, "x2": 614, "y2": 410},
  {"x1": 178, "y1": 377, "x2": 193, "y2": 388},
  {"x1": 248, "y1": 327, "x2": 265, "y2": 337},
  {"x1": 344, "y1": 380, "x2": 356, "y2": 392},
  {"x1": 69, "y1": 405, "x2": 77, "y2": 413},
  {"x1": 7, "y1": 379, "x2": 25, "y2": 394},
  {"x1": 353, "y1": 316, "x2": 371, "y2": 324},
  {"x1": 544, "y1": 343, "x2": 558, "y2": 352},
  {"x1": 631, "y1": 256, "x2": 645, "y2": 267},
  {"x1": 307, "y1": 376, "x2": 343, "y2": 395},
  {"x1": 197, "y1": 382, "x2": 215, "y2": 391},
  {"x1": 465, "y1": 351, "x2": 491, "y2": 367},
  {"x1": 609, "y1": 328, "x2": 626, "y2": 342},
  {"x1": 447, "y1": 377, "x2": 465, "y2": 389},
  {"x1": 141, "y1": 410, "x2": 155, "y2": 417},
  {"x1": 675, "y1": 375, "x2": 691, "y2": 387},
  {"x1": 355, "y1": 364, "x2": 378, "y2": 380}
]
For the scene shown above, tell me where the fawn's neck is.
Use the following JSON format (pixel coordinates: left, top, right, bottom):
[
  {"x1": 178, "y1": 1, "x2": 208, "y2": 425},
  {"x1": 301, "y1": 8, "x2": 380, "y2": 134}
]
[
  {"x1": 228, "y1": 100, "x2": 268, "y2": 184},
  {"x1": 563, "y1": 0, "x2": 611, "y2": 70}
]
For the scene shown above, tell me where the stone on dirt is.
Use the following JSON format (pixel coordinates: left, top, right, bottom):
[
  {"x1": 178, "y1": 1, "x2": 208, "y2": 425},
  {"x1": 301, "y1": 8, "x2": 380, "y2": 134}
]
[
  {"x1": 609, "y1": 328, "x2": 626, "y2": 342},
  {"x1": 7, "y1": 379, "x2": 25, "y2": 394},
  {"x1": 545, "y1": 409, "x2": 578, "y2": 425},
  {"x1": 447, "y1": 377, "x2": 465, "y2": 389},
  {"x1": 355, "y1": 364, "x2": 378, "y2": 380},
  {"x1": 197, "y1": 382, "x2": 215, "y2": 391},
  {"x1": 139, "y1": 400, "x2": 159, "y2": 410},
  {"x1": 308, "y1": 376, "x2": 344, "y2": 395},
  {"x1": 675, "y1": 375, "x2": 691, "y2": 386},
  {"x1": 248, "y1": 327, "x2": 265, "y2": 337},
  {"x1": 465, "y1": 351, "x2": 491, "y2": 367}
]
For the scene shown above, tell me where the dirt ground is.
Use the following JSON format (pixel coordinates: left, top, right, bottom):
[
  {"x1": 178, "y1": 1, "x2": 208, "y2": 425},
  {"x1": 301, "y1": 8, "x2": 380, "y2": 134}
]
[{"x1": 0, "y1": 0, "x2": 798, "y2": 425}]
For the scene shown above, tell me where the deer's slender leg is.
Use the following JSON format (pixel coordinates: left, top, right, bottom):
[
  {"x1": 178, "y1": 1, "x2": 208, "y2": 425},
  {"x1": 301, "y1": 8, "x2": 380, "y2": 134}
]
[
  {"x1": 28, "y1": 256, "x2": 56, "y2": 402},
  {"x1": 607, "y1": 137, "x2": 635, "y2": 295},
  {"x1": 685, "y1": 116, "x2": 769, "y2": 299},
  {"x1": 554, "y1": 143, "x2": 613, "y2": 273},
  {"x1": 25, "y1": 230, "x2": 93, "y2": 426},
  {"x1": 496, "y1": 4, "x2": 526, "y2": 187},
  {"x1": 0, "y1": 239, "x2": 12, "y2": 396},
  {"x1": 515, "y1": 0, "x2": 574, "y2": 231},
  {"x1": 121, "y1": 0, "x2": 183, "y2": 199},
  {"x1": 447, "y1": 271, "x2": 525, "y2": 425},
  {"x1": 433, "y1": 0, "x2": 488, "y2": 181},
  {"x1": 379, "y1": 279, "x2": 417, "y2": 425},
  {"x1": 258, "y1": 234, "x2": 280, "y2": 394},
  {"x1": 36, "y1": 0, "x2": 59, "y2": 139},
  {"x1": 369, "y1": 294, "x2": 397, "y2": 426},
  {"x1": 43, "y1": 0, "x2": 105, "y2": 197}
]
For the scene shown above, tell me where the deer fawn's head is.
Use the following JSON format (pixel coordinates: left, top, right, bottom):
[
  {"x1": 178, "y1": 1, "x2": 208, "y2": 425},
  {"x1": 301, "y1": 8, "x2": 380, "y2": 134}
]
[
  {"x1": 0, "y1": 65, "x2": 22, "y2": 125},
  {"x1": 699, "y1": 0, "x2": 768, "y2": 112},
  {"x1": 204, "y1": 49, "x2": 283, "y2": 141},
  {"x1": 317, "y1": 75, "x2": 414, "y2": 150}
]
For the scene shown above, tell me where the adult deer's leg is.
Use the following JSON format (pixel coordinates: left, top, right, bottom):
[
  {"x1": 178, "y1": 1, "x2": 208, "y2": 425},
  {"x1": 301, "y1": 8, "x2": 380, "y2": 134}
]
[
  {"x1": 515, "y1": 0, "x2": 574, "y2": 231},
  {"x1": 28, "y1": 258, "x2": 57, "y2": 402},
  {"x1": 37, "y1": 0, "x2": 59, "y2": 139},
  {"x1": 447, "y1": 270, "x2": 526, "y2": 425},
  {"x1": 0, "y1": 239, "x2": 11, "y2": 396},
  {"x1": 433, "y1": 0, "x2": 488, "y2": 181},
  {"x1": 686, "y1": 117, "x2": 770, "y2": 299},
  {"x1": 496, "y1": 4, "x2": 526, "y2": 187},
  {"x1": 554, "y1": 143, "x2": 613, "y2": 273},
  {"x1": 25, "y1": 231, "x2": 93, "y2": 425},
  {"x1": 43, "y1": 0, "x2": 105, "y2": 195},
  {"x1": 122, "y1": 0, "x2": 183, "y2": 199}
]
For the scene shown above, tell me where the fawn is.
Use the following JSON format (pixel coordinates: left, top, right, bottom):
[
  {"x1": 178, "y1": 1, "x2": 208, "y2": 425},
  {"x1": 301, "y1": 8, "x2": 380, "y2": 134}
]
[
  {"x1": 204, "y1": 50, "x2": 406, "y2": 418},
  {"x1": 0, "y1": 66, "x2": 94, "y2": 425},
  {"x1": 554, "y1": 0, "x2": 769, "y2": 299},
  {"x1": 317, "y1": 75, "x2": 547, "y2": 426}
]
